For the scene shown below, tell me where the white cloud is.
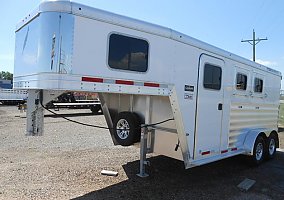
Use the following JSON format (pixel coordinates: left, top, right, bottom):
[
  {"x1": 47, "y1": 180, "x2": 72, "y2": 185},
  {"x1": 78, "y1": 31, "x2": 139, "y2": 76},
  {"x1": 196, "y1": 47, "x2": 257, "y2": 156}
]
[{"x1": 255, "y1": 59, "x2": 278, "y2": 67}]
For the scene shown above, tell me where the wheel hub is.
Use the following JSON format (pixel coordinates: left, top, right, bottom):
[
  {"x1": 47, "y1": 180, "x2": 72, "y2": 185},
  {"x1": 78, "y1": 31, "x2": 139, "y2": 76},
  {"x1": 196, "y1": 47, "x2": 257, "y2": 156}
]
[
  {"x1": 255, "y1": 142, "x2": 263, "y2": 161},
  {"x1": 269, "y1": 138, "x2": 276, "y2": 156},
  {"x1": 116, "y1": 119, "x2": 130, "y2": 140}
]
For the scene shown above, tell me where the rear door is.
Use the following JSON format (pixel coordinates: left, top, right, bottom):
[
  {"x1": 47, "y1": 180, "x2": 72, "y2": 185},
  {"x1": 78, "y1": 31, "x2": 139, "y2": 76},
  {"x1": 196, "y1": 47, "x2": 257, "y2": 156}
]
[{"x1": 194, "y1": 54, "x2": 225, "y2": 159}]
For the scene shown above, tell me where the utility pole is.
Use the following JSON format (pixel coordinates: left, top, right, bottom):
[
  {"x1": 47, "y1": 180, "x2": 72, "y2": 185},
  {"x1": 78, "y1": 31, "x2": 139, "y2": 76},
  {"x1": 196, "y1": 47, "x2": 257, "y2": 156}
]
[{"x1": 241, "y1": 29, "x2": 267, "y2": 61}]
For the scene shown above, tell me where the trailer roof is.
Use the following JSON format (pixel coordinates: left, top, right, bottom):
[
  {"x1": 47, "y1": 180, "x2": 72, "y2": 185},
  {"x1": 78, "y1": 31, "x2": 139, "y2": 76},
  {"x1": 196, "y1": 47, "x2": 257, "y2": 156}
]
[{"x1": 17, "y1": 0, "x2": 281, "y2": 77}]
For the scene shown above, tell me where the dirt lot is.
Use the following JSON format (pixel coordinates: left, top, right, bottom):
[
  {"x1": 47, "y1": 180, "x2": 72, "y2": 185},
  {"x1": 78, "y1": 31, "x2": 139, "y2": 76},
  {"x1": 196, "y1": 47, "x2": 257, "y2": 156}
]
[{"x1": 0, "y1": 106, "x2": 284, "y2": 200}]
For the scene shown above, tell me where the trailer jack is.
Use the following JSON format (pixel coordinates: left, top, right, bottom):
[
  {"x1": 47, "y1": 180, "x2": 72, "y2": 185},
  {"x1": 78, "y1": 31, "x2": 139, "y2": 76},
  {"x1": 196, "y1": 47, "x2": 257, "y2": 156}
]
[
  {"x1": 137, "y1": 126, "x2": 152, "y2": 178},
  {"x1": 26, "y1": 90, "x2": 64, "y2": 136},
  {"x1": 26, "y1": 90, "x2": 44, "y2": 136}
]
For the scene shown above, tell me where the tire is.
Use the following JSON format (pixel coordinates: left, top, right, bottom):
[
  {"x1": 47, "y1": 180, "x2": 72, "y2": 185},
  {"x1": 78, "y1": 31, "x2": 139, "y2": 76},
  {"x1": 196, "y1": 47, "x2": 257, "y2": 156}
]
[
  {"x1": 266, "y1": 134, "x2": 278, "y2": 159},
  {"x1": 113, "y1": 112, "x2": 141, "y2": 146},
  {"x1": 251, "y1": 135, "x2": 265, "y2": 165},
  {"x1": 131, "y1": 113, "x2": 142, "y2": 142}
]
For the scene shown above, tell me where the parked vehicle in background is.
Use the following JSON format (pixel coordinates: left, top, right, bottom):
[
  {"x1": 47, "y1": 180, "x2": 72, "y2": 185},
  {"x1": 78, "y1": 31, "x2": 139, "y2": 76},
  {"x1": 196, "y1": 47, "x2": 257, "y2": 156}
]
[
  {"x1": 46, "y1": 92, "x2": 102, "y2": 114},
  {"x1": 0, "y1": 89, "x2": 27, "y2": 105},
  {"x1": 0, "y1": 79, "x2": 13, "y2": 89}
]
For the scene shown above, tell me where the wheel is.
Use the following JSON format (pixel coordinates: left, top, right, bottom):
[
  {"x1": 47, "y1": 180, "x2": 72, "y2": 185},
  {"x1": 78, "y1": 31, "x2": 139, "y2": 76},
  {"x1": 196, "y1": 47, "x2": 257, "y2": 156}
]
[
  {"x1": 251, "y1": 135, "x2": 265, "y2": 165},
  {"x1": 113, "y1": 112, "x2": 141, "y2": 146},
  {"x1": 266, "y1": 134, "x2": 278, "y2": 159},
  {"x1": 90, "y1": 105, "x2": 102, "y2": 114}
]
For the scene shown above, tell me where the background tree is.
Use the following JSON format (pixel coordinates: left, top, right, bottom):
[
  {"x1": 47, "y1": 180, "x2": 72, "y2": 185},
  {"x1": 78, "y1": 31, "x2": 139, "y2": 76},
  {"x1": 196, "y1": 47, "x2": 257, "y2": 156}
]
[{"x1": 0, "y1": 71, "x2": 13, "y2": 80}]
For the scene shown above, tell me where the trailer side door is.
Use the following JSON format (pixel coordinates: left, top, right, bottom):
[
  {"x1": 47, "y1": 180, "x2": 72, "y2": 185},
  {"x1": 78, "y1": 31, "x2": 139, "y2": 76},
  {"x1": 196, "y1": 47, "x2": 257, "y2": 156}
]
[{"x1": 194, "y1": 54, "x2": 225, "y2": 159}]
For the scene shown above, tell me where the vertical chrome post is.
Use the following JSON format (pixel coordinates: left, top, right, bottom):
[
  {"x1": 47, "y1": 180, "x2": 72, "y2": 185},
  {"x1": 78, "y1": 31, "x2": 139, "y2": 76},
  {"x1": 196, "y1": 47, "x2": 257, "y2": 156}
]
[
  {"x1": 137, "y1": 126, "x2": 149, "y2": 178},
  {"x1": 26, "y1": 90, "x2": 44, "y2": 136},
  {"x1": 137, "y1": 95, "x2": 151, "y2": 177}
]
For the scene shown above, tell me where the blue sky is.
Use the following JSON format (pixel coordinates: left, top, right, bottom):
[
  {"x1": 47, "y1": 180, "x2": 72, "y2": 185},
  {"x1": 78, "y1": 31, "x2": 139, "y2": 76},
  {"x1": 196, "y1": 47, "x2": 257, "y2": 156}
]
[{"x1": 0, "y1": 0, "x2": 283, "y2": 86}]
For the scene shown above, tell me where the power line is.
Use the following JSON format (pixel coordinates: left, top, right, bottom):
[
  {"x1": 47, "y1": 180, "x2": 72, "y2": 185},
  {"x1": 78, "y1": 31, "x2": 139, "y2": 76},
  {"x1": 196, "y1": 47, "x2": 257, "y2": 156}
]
[{"x1": 241, "y1": 29, "x2": 267, "y2": 62}]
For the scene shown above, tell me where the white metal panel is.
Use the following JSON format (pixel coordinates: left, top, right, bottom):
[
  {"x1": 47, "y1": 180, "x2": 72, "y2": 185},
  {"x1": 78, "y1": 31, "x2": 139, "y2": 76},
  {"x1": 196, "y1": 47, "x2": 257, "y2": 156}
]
[
  {"x1": 39, "y1": 0, "x2": 72, "y2": 14},
  {"x1": 71, "y1": 2, "x2": 172, "y2": 39},
  {"x1": 14, "y1": 12, "x2": 75, "y2": 78},
  {"x1": 229, "y1": 103, "x2": 278, "y2": 148},
  {"x1": 15, "y1": 0, "x2": 281, "y2": 77},
  {"x1": 72, "y1": 15, "x2": 176, "y2": 84},
  {"x1": 228, "y1": 62, "x2": 280, "y2": 149},
  {"x1": 194, "y1": 54, "x2": 225, "y2": 159},
  {"x1": 16, "y1": 7, "x2": 39, "y2": 31},
  {"x1": 14, "y1": 16, "x2": 40, "y2": 76},
  {"x1": 153, "y1": 131, "x2": 183, "y2": 161},
  {"x1": 167, "y1": 43, "x2": 202, "y2": 164}
]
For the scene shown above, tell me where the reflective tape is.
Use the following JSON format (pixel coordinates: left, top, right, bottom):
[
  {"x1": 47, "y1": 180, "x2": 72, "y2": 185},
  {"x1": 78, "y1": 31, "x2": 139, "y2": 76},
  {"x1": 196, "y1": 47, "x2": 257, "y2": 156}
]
[{"x1": 82, "y1": 76, "x2": 165, "y2": 88}]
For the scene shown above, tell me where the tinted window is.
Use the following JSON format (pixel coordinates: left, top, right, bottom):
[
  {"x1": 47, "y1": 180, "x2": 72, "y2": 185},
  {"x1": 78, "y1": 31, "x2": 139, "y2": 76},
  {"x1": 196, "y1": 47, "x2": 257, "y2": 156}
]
[
  {"x1": 203, "y1": 64, "x2": 222, "y2": 90},
  {"x1": 108, "y1": 34, "x2": 148, "y2": 72},
  {"x1": 236, "y1": 73, "x2": 247, "y2": 90},
  {"x1": 254, "y1": 78, "x2": 263, "y2": 93}
]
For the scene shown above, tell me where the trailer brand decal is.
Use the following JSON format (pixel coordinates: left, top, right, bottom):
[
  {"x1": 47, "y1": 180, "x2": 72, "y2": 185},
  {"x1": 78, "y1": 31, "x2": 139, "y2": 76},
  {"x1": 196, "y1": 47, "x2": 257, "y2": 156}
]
[
  {"x1": 184, "y1": 93, "x2": 193, "y2": 100},
  {"x1": 185, "y1": 85, "x2": 194, "y2": 92},
  {"x1": 81, "y1": 77, "x2": 164, "y2": 88}
]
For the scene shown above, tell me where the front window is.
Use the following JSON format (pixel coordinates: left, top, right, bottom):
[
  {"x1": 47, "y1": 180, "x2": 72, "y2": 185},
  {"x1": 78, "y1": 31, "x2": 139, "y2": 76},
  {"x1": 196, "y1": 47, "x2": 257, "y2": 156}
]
[{"x1": 108, "y1": 34, "x2": 149, "y2": 72}]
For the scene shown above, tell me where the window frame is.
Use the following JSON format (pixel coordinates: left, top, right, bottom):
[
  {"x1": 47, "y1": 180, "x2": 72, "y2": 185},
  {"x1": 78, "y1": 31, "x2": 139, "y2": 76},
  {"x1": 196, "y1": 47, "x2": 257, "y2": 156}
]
[
  {"x1": 235, "y1": 72, "x2": 248, "y2": 91},
  {"x1": 107, "y1": 32, "x2": 150, "y2": 73},
  {"x1": 254, "y1": 77, "x2": 264, "y2": 93},
  {"x1": 203, "y1": 63, "x2": 222, "y2": 91}
]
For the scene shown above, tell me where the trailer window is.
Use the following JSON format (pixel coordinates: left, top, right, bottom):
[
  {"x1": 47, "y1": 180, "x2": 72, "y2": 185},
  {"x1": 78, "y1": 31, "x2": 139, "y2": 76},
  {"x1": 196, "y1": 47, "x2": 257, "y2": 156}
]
[
  {"x1": 203, "y1": 64, "x2": 222, "y2": 90},
  {"x1": 108, "y1": 34, "x2": 148, "y2": 72},
  {"x1": 236, "y1": 73, "x2": 247, "y2": 90},
  {"x1": 254, "y1": 78, "x2": 263, "y2": 93}
]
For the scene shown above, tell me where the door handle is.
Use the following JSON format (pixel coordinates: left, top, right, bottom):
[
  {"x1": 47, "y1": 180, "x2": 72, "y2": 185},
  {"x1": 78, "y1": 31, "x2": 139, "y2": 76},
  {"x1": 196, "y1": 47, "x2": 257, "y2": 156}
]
[{"x1": 218, "y1": 103, "x2": 223, "y2": 110}]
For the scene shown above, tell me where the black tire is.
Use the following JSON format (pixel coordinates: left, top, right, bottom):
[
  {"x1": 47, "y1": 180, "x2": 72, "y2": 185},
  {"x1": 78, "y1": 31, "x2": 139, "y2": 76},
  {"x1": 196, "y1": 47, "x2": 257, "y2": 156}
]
[
  {"x1": 132, "y1": 113, "x2": 142, "y2": 142},
  {"x1": 90, "y1": 105, "x2": 102, "y2": 114},
  {"x1": 266, "y1": 134, "x2": 278, "y2": 159},
  {"x1": 113, "y1": 112, "x2": 141, "y2": 146},
  {"x1": 251, "y1": 135, "x2": 265, "y2": 165}
]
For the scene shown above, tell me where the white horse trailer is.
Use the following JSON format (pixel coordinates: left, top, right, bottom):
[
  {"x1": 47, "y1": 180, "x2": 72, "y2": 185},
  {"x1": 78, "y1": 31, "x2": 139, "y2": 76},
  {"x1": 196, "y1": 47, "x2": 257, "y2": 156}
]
[{"x1": 14, "y1": 0, "x2": 281, "y2": 177}]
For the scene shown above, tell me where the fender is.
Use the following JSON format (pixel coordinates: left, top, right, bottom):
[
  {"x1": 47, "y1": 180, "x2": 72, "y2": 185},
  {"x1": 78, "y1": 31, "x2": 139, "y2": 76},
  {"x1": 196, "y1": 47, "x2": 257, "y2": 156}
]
[{"x1": 243, "y1": 128, "x2": 269, "y2": 155}]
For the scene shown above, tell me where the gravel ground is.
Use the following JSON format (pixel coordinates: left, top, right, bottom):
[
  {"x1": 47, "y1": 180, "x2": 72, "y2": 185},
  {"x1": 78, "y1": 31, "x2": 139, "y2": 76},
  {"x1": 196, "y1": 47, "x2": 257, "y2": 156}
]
[{"x1": 0, "y1": 105, "x2": 284, "y2": 200}]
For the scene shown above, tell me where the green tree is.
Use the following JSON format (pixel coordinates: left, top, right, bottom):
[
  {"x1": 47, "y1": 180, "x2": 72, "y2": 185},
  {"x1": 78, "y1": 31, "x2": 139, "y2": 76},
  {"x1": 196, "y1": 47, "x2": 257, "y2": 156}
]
[{"x1": 0, "y1": 71, "x2": 13, "y2": 80}]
